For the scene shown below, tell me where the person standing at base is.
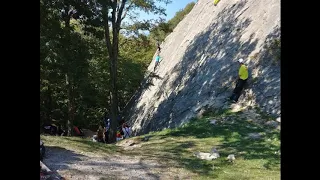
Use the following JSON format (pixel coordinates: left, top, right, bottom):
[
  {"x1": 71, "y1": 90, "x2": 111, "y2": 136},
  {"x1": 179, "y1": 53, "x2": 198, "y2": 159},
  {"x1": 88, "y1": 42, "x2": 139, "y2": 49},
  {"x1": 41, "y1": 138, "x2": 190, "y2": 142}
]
[
  {"x1": 229, "y1": 58, "x2": 248, "y2": 103},
  {"x1": 104, "y1": 114, "x2": 110, "y2": 143}
]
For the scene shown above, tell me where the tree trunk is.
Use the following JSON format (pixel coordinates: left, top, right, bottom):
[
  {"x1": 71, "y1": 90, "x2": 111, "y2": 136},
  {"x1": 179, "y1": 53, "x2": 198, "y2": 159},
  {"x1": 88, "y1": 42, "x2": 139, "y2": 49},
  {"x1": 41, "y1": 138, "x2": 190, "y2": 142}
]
[
  {"x1": 66, "y1": 73, "x2": 74, "y2": 136},
  {"x1": 104, "y1": 1, "x2": 124, "y2": 143},
  {"x1": 47, "y1": 85, "x2": 52, "y2": 123},
  {"x1": 64, "y1": 7, "x2": 75, "y2": 137},
  {"x1": 107, "y1": 53, "x2": 119, "y2": 143}
]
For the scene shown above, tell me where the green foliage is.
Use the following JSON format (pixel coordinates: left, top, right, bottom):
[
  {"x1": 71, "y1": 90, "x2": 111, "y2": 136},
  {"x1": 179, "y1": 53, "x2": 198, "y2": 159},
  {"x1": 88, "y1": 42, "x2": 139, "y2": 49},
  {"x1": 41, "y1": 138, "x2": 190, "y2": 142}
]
[
  {"x1": 40, "y1": 0, "x2": 105, "y2": 128},
  {"x1": 167, "y1": 2, "x2": 195, "y2": 30},
  {"x1": 149, "y1": 2, "x2": 195, "y2": 43},
  {"x1": 40, "y1": 0, "x2": 194, "y2": 131}
]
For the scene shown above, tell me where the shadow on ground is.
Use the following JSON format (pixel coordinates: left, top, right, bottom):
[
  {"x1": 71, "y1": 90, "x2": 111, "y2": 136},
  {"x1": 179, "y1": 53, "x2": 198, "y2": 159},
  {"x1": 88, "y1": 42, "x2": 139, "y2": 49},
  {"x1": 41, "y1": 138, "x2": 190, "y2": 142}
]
[{"x1": 43, "y1": 146, "x2": 86, "y2": 171}]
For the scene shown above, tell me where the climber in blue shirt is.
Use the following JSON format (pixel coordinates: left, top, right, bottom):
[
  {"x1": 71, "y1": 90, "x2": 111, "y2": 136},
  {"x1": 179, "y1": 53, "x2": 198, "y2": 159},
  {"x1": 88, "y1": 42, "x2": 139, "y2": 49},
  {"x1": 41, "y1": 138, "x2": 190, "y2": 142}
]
[{"x1": 154, "y1": 54, "x2": 161, "y2": 72}]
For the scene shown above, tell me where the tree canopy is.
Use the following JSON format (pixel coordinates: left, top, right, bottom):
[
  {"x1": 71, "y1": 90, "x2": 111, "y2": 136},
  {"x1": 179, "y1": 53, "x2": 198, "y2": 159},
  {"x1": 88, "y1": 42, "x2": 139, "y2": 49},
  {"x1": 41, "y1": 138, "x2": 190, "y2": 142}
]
[{"x1": 40, "y1": 0, "x2": 195, "y2": 142}]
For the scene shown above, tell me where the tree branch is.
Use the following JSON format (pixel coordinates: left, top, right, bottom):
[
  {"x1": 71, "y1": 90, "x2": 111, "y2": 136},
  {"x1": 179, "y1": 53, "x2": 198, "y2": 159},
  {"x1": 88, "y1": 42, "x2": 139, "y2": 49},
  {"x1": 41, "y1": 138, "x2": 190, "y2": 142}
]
[
  {"x1": 111, "y1": 1, "x2": 117, "y2": 28},
  {"x1": 104, "y1": 2, "x2": 112, "y2": 56},
  {"x1": 111, "y1": 0, "x2": 117, "y2": 46},
  {"x1": 116, "y1": 0, "x2": 127, "y2": 28},
  {"x1": 121, "y1": 1, "x2": 133, "y2": 21}
]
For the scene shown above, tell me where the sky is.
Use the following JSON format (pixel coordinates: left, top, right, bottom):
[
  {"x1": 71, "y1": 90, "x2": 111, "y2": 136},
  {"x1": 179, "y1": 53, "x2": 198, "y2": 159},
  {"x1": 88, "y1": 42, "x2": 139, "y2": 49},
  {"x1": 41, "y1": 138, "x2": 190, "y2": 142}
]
[{"x1": 136, "y1": 0, "x2": 197, "y2": 22}]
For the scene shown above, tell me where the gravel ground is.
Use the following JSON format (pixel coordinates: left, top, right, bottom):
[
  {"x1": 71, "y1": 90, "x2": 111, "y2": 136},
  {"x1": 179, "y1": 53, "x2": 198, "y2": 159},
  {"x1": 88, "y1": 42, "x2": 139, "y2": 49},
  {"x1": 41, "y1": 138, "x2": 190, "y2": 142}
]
[{"x1": 43, "y1": 146, "x2": 191, "y2": 180}]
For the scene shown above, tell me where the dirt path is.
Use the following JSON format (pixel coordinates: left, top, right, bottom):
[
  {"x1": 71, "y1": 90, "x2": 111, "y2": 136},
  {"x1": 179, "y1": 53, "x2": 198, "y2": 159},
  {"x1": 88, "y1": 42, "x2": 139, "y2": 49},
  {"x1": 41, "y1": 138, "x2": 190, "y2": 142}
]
[{"x1": 43, "y1": 145, "x2": 191, "y2": 180}]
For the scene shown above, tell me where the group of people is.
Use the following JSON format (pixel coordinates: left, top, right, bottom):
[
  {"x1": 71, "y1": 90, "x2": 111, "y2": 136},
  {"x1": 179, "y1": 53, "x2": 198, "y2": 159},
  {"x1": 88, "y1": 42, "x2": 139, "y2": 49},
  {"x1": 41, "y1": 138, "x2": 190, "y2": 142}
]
[
  {"x1": 116, "y1": 122, "x2": 132, "y2": 141},
  {"x1": 92, "y1": 115, "x2": 132, "y2": 143}
]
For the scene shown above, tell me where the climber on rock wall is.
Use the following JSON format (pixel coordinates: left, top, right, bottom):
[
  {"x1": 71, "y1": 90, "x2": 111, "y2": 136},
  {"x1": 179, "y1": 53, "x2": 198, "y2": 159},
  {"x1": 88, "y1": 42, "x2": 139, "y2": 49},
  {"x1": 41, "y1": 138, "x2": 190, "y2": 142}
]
[
  {"x1": 156, "y1": 40, "x2": 161, "y2": 53},
  {"x1": 229, "y1": 58, "x2": 249, "y2": 103},
  {"x1": 214, "y1": 0, "x2": 221, "y2": 6},
  {"x1": 154, "y1": 53, "x2": 161, "y2": 72}
]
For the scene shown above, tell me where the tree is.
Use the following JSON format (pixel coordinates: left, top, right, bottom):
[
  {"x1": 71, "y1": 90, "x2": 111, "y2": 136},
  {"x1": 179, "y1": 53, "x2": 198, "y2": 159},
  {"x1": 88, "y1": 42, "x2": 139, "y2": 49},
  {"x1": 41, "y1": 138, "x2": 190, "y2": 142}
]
[
  {"x1": 40, "y1": 0, "x2": 96, "y2": 135},
  {"x1": 90, "y1": 0, "x2": 172, "y2": 143},
  {"x1": 149, "y1": 2, "x2": 195, "y2": 44},
  {"x1": 41, "y1": 0, "x2": 185, "y2": 140}
]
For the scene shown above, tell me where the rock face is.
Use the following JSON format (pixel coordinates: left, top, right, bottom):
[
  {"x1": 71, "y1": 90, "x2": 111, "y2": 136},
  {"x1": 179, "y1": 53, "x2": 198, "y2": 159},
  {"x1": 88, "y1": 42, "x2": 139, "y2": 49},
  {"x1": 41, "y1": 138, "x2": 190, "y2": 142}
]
[{"x1": 126, "y1": 0, "x2": 280, "y2": 135}]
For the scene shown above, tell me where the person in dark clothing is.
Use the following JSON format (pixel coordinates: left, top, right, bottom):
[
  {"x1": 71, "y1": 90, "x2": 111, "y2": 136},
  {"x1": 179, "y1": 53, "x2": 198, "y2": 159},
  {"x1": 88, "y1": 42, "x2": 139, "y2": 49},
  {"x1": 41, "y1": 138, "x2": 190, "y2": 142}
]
[
  {"x1": 229, "y1": 58, "x2": 249, "y2": 103},
  {"x1": 119, "y1": 117, "x2": 125, "y2": 127},
  {"x1": 103, "y1": 116, "x2": 110, "y2": 143},
  {"x1": 156, "y1": 40, "x2": 161, "y2": 52},
  {"x1": 96, "y1": 126, "x2": 105, "y2": 143}
]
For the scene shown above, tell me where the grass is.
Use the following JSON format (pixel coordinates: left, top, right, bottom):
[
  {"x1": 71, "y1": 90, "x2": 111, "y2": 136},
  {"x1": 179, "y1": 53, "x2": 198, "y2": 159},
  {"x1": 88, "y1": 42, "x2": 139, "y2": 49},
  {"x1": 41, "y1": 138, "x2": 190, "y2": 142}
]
[
  {"x1": 41, "y1": 135, "x2": 119, "y2": 156},
  {"x1": 41, "y1": 110, "x2": 280, "y2": 180},
  {"x1": 254, "y1": 106, "x2": 277, "y2": 121}
]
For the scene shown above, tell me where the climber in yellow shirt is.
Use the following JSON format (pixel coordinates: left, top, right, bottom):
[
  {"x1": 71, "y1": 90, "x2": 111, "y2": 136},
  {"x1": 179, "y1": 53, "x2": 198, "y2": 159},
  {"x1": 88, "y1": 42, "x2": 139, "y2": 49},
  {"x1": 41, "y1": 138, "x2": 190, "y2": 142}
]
[
  {"x1": 229, "y1": 58, "x2": 248, "y2": 103},
  {"x1": 214, "y1": 0, "x2": 221, "y2": 6},
  {"x1": 239, "y1": 62, "x2": 248, "y2": 80}
]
